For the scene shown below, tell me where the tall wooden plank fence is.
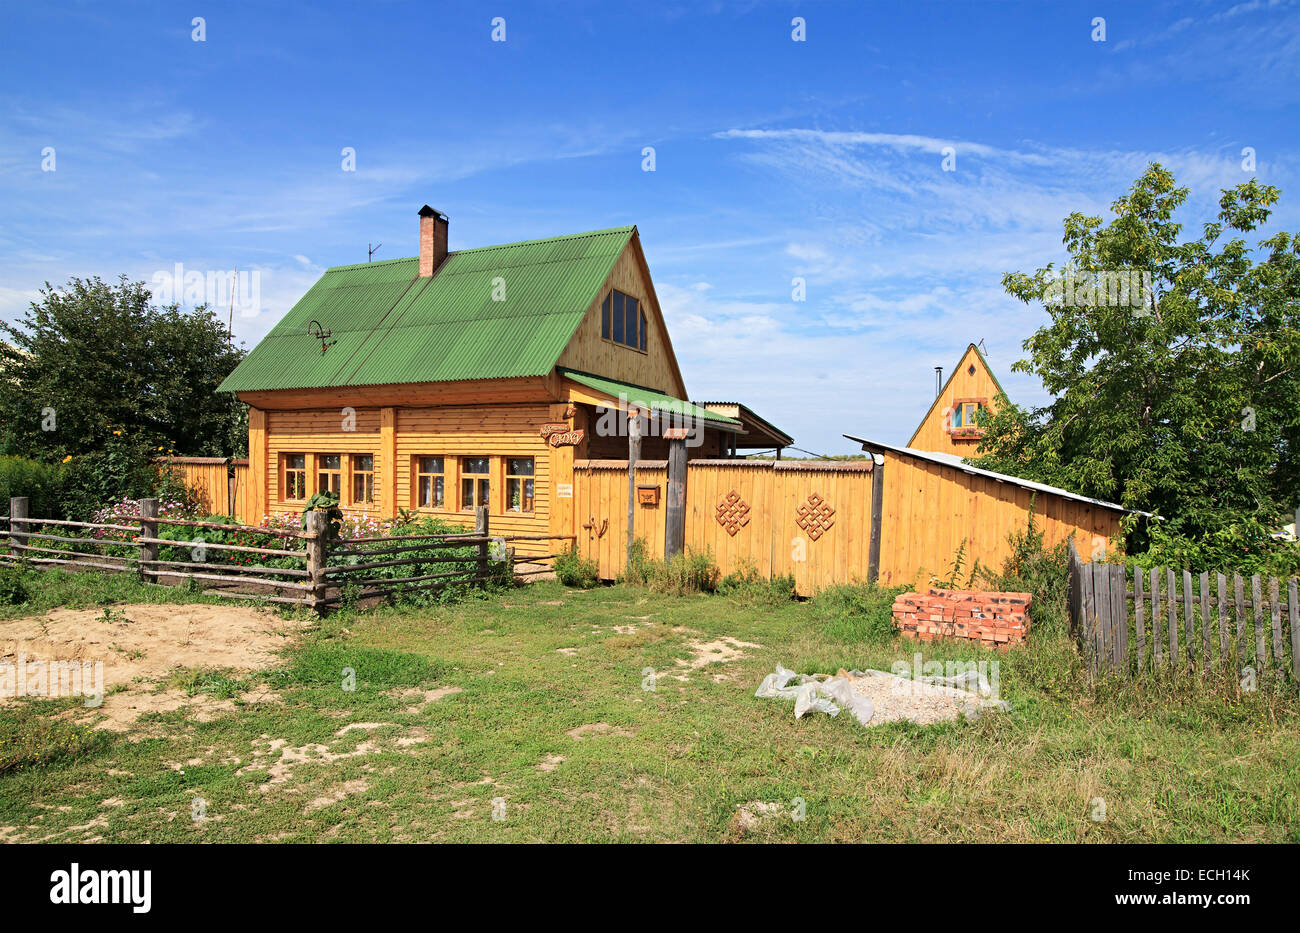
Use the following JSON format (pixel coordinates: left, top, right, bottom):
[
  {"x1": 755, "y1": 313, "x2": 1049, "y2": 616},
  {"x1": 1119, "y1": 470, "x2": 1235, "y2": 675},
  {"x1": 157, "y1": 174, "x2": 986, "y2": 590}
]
[{"x1": 1068, "y1": 540, "x2": 1300, "y2": 681}]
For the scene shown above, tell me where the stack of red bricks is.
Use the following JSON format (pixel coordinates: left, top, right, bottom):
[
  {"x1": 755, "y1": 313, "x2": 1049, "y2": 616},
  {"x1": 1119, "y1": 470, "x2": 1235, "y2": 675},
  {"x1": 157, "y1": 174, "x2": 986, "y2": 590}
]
[{"x1": 892, "y1": 588, "x2": 1032, "y2": 648}]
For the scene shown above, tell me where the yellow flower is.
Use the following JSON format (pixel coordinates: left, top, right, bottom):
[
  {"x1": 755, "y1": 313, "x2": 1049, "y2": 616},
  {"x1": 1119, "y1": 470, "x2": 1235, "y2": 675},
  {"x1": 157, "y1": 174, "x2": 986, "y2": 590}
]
[
  {"x1": 113, "y1": 430, "x2": 122, "y2": 436},
  {"x1": 61, "y1": 455, "x2": 72, "y2": 463}
]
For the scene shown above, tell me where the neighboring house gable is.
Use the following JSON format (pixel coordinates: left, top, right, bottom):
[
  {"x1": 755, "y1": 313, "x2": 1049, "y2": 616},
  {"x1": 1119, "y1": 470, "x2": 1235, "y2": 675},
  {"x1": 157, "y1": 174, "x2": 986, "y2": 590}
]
[{"x1": 907, "y1": 343, "x2": 1006, "y2": 456}]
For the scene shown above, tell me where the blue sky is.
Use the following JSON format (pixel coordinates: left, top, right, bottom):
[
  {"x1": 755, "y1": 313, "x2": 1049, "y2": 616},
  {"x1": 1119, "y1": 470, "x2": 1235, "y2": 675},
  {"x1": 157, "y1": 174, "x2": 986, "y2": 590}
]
[{"x1": 2, "y1": 0, "x2": 1297, "y2": 454}]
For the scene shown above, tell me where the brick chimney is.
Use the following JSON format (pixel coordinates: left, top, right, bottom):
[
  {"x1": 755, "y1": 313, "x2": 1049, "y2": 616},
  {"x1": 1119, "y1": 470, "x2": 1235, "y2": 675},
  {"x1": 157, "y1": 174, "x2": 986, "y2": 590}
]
[{"x1": 418, "y1": 205, "x2": 449, "y2": 277}]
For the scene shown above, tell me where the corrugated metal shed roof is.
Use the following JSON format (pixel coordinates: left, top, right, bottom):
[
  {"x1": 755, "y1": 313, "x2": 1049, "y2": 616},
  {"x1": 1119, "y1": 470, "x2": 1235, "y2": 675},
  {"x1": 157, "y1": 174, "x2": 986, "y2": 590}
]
[
  {"x1": 560, "y1": 369, "x2": 741, "y2": 427},
  {"x1": 844, "y1": 434, "x2": 1146, "y2": 515},
  {"x1": 218, "y1": 227, "x2": 635, "y2": 392}
]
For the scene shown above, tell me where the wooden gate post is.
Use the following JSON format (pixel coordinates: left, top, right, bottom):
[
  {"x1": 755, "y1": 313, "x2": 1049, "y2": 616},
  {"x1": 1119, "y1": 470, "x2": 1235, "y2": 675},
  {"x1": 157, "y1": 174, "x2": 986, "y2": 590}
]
[
  {"x1": 626, "y1": 407, "x2": 641, "y2": 570},
  {"x1": 665, "y1": 434, "x2": 687, "y2": 561},
  {"x1": 8, "y1": 497, "x2": 27, "y2": 556},
  {"x1": 304, "y1": 509, "x2": 329, "y2": 611},
  {"x1": 867, "y1": 453, "x2": 884, "y2": 584},
  {"x1": 138, "y1": 498, "x2": 158, "y2": 584},
  {"x1": 475, "y1": 505, "x2": 490, "y2": 580}
]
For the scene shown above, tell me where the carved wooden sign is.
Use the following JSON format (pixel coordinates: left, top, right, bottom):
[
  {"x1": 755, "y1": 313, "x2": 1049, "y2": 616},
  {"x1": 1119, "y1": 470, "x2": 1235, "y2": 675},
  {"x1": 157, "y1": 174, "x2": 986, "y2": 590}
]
[
  {"x1": 540, "y1": 423, "x2": 585, "y2": 447},
  {"x1": 546, "y1": 429, "x2": 584, "y2": 448}
]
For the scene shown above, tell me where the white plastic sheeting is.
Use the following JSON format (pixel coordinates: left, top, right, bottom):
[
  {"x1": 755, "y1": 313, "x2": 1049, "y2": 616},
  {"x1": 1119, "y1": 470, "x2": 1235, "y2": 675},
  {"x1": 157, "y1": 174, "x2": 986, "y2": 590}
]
[
  {"x1": 755, "y1": 664, "x2": 1010, "y2": 727},
  {"x1": 754, "y1": 664, "x2": 875, "y2": 726}
]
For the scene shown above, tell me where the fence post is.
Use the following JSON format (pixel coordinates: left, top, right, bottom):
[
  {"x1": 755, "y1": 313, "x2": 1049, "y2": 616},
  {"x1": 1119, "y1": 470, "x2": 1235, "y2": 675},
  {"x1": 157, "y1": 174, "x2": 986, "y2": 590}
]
[
  {"x1": 867, "y1": 453, "x2": 884, "y2": 585},
  {"x1": 475, "y1": 506, "x2": 490, "y2": 580},
  {"x1": 8, "y1": 497, "x2": 27, "y2": 557},
  {"x1": 138, "y1": 498, "x2": 158, "y2": 584},
  {"x1": 304, "y1": 509, "x2": 329, "y2": 612},
  {"x1": 626, "y1": 407, "x2": 641, "y2": 571},
  {"x1": 665, "y1": 433, "x2": 687, "y2": 561}
]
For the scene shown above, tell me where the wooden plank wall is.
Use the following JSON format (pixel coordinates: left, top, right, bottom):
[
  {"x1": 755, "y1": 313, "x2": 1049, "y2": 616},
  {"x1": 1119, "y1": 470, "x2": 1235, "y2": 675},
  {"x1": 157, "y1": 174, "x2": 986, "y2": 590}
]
[
  {"x1": 574, "y1": 459, "x2": 874, "y2": 595},
  {"x1": 574, "y1": 461, "x2": 668, "y2": 574},
  {"x1": 231, "y1": 460, "x2": 251, "y2": 524},
  {"x1": 394, "y1": 405, "x2": 552, "y2": 555},
  {"x1": 574, "y1": 452, "x2": 1121, "y2": 596},
  {"x1": 261, "y1": 405, "x2": 553, "y2": 555},
  {"x1": 684, "y1": 461, "x2": 875, "y2": 595},
  {"x1": 877, "y1": 450, "x2": 1121, "y2": 588},
  {"x1": 155, "y1": 458, "x2": 230, "y2": 516}
]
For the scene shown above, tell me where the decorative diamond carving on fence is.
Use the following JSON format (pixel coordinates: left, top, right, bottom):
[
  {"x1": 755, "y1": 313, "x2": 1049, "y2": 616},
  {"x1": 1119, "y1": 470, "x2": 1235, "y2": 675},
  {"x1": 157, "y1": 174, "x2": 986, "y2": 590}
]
[
  {"x1": 795, "y1": 493, "x2": 836, "y2": 541},
  {"x1": 715, "y1": 490, "x2": 751, "y2": 537}
]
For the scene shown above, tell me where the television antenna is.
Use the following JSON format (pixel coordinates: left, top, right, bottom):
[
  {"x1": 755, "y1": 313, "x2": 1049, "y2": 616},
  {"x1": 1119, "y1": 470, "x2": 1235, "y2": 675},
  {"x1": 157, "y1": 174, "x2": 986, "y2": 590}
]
[
  {"x1": 308, "y1": 320, "x2": 337, "y2": 355},
  {"x1": 368, "y1": 242, "x2": 382, "y2": 262}
]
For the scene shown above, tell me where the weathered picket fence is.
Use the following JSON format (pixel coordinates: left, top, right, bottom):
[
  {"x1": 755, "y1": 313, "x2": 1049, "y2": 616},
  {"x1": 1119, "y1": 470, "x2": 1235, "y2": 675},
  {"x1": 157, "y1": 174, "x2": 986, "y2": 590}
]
[
  {"x1": 1068, "y1": 540, "x2": 1300, "y2": 680},
  {"x1": 0, "y1": 497, "x2": 566, "y2": 612}
]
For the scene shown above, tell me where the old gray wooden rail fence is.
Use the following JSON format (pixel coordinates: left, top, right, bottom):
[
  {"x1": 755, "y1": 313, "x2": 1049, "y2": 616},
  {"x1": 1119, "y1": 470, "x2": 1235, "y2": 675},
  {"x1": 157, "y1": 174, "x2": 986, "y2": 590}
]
[
  {"x1": 1068, "y1": 540, "x2": 1300, "y2": 679},
  {"x1": 0, "y1": 497, "x2": 565, "y2": 612}
]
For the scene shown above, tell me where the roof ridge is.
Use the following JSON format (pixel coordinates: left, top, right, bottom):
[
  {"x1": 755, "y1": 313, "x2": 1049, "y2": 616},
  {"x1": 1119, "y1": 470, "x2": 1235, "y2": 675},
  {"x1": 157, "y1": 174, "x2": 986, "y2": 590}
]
[
  {"x1": 260, "y1": 307, "x2": 583, "y2": 338},
  {"x1": 322, "y1": 226, "x2": 634, "y2": 274}
]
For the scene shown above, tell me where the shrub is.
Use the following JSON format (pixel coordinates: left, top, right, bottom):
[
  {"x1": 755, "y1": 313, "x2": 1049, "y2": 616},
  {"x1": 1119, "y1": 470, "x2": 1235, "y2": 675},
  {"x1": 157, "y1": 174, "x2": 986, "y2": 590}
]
[
  {"x1": 0, "y1": 564, "x2": 29, "y2": 605},
  {"x1": 973, "y1": 510, "x2": 1081, "y2": 699},
  {"x1": 59, "y1": 430, "x2": 202, "y2": 521},
  {"x1": 1123, "y1": 512, "x2": 1300, "y2": 578},
  {"x1": 810, "y1": 581, "x2": 908, "y2": 642},
  {"x1": 0, "y1": 456, "x2": 66, "y2": 519},
  {"x1": 553, "y1": 546, "x2": 599, "y2": 588},
  {"x1": 718, "y1": 559, "x2": 797, "y2": 605},
  {"x1": 621, "y1": 538, "x2": 718, "y2": 595}
]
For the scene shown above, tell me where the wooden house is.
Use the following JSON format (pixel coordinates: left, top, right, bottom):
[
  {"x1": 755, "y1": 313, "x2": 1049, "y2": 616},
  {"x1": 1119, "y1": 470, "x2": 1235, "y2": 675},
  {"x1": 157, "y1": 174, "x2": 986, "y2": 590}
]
[
  {"x1": 218, "y1": 207, "x2": 789, "y2": 554},
  {"x1": 908, "y1": 343, "x2": 1005, "y2": 456}
]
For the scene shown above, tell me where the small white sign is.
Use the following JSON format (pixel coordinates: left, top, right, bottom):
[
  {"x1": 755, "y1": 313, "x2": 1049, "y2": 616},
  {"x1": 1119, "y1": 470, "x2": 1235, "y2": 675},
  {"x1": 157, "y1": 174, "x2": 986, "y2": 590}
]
[{"x1": 557, "y1": 483, "x2": 573, "y2": 499}]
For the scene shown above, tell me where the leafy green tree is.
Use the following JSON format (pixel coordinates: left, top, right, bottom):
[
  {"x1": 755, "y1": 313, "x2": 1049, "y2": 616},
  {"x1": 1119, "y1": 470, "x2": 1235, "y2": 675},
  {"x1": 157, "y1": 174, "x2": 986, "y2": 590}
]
[
  {"x1": 0, "y1": 275, "x2": 247, "y2": 459},
  {"x1": 974, "y1": 164, "x2": 1300, "y2": 554}
]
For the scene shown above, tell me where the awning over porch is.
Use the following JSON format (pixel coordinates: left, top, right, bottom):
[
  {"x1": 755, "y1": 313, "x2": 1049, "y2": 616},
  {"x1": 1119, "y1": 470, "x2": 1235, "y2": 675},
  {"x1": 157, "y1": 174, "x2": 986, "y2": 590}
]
[
  {"x1": 558, "y1": 368, "x2": 742, "y2": 432},
  {"x1": 692, "y1": 401, "x2": 793, "y2": 450}
]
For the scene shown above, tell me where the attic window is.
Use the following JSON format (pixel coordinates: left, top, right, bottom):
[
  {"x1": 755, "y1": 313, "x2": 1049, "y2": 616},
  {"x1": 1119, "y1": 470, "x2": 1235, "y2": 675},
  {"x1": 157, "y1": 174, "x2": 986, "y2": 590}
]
[
  {"x1": 950, "y1": 399, "x2": 988, "y2": 436},
  {"x1": 601, "y1": 290, "x2": 648, "y2": 352}
]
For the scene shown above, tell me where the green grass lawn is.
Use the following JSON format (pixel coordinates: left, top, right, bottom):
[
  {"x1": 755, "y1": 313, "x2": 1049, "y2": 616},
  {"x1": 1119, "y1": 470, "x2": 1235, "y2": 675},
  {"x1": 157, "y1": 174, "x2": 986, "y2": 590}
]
[{"x1": 2, "y1": 573, "x2": 1298, "y2": 843}]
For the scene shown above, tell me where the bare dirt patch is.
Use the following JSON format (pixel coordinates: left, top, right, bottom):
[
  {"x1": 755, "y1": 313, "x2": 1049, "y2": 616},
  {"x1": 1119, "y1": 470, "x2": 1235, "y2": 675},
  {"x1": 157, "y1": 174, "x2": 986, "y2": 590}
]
[
  {"x1": 387, "y1": 685, "x2": 462, "y2": 713},
  {"x1": 566, "y1": 722, "x2": 635, "y2": 740},
  {"x1": 306, "y1": 779, "x2": 369, "y2": 812},
  {"x1": 0, "y1": 603, "x2": 305, "y2": 731},
  {"x1": 236, "y1": 734, "x2": 380, "y2": 789},
  {"x1": 733, "y1": 799, "x2": 784, "y2": 833},
  {"x1": 669, "y1": 636, "x2": 762, "y2": 681}
]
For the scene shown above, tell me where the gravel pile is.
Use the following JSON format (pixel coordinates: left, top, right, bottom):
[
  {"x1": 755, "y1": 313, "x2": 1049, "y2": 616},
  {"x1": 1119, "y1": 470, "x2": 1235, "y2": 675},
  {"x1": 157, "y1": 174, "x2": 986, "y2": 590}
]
[{"x1": 839, "y1": 669, "x2": 989, "y2": 726}]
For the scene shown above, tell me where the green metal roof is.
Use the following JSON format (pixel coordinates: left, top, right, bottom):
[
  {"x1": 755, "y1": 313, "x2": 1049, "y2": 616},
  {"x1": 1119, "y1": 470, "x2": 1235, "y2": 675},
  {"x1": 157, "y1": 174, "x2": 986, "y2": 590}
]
[
  {"x1": 559, "y1": 369, "x2": 740, "y2": 427},
  {"x1": 218, "y1": 227, "x2": 635, "y2": 392}
]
